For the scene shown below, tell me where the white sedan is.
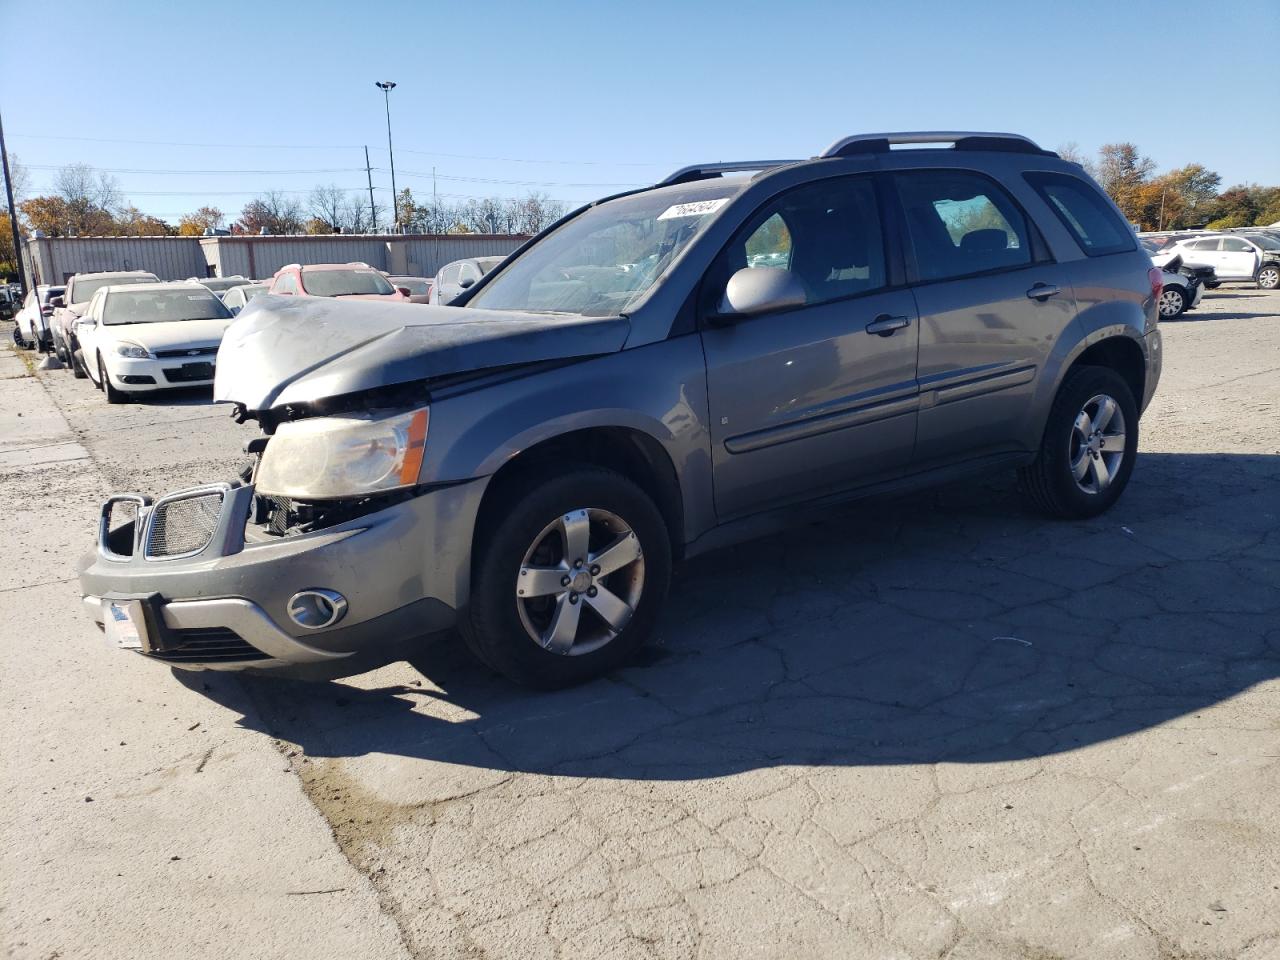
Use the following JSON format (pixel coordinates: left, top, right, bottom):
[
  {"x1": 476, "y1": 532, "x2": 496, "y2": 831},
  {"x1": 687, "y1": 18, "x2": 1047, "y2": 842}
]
[{"x1": 75, "y1": 282, "x2": 236, "y2": 403}]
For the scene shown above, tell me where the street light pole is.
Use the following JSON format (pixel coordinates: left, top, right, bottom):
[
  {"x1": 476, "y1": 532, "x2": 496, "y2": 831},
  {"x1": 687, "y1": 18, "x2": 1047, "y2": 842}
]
[
  {"x1": 0, "y1": 107, "x2": 29, "y2": 296},
  {"x1": 375, "y1": 81, "x2": 398, "y2": 231}
]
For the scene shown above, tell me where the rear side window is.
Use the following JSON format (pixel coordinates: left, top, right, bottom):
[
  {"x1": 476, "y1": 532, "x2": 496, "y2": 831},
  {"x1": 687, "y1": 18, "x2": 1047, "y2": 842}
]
[
  {"x1": 1024, "y1": 172, "x2": 1136, "y2": 257},
  {"x1": 895, "y1": 171, "x2": 1032, "y2": 282}
]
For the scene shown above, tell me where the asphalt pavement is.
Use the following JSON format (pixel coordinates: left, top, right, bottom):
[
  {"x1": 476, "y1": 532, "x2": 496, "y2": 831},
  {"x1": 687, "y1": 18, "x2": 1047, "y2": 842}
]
[{"x1": 3, "y1": 287, "x2": 1278, "y2": 960}]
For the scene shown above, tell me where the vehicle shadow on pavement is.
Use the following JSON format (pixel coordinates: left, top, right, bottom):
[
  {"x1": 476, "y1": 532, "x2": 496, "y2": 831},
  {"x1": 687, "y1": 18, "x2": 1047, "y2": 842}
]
[
  {"x1": 195, "y1": 451, "x2": 1280, "y2": 780},
  {"x1": 1176, "y1": 291, "x2": 1279, "y2": 322}
]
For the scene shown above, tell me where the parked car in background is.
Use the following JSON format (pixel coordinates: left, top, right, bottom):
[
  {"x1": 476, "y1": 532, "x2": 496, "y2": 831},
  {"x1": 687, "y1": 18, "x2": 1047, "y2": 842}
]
[
  {"x1": 188, "y1": 276, "x2": 253, "y2": 299},
  {"x1": 79, "y1": 131, "x2": 1162, "y2": 688},
  {"x1": 0, "y1": 287, "x2": 15, "y2": 321},
  {"x1": 1170, "y1": 234, "x2": 1280, "y2": 289},
  {"x1": 1154, "y1": 254, "x2": 1203, "y2": 318},
  {"x1": 267, "y1": 262, "x2": 410, "y2": 301},
  {"x1": 222, "y1": 282, "x2": 271, "y2": 315},
  {"x1": 51, "y1": 271, "x2": 161, "y2": 376},
  {"x1": 76, "y1": 282, "x2": 235, "y2": 403},
  {"x1": 429, "y1": 256, "x2": 505, "y2": 304},
  {"x1": 13, "y1": 284, "x2": 66, "y2": 350},
  {"x1": 386, "y1": 275, "x2": 433, "y2": 303}
]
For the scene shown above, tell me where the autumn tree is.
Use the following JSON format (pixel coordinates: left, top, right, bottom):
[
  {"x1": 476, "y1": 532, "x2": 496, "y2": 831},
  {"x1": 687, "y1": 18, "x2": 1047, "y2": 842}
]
[
  {"x1": 116, "y1": 205, "x2": 174, "y2": 236},
  {"x1": 1095, "y1": 144, "x2": 1156, "y2": 222},
  {"x1": 178, "y1": 206, "x2": 225, "y2": 236}
]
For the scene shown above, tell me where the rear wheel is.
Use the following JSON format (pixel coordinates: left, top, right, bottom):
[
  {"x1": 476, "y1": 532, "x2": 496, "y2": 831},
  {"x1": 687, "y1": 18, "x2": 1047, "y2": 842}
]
[
  {"x1": 1258, "y1": 265, "x2": 1280, "y2": 290},
  {"x1": 1157, "y1": 286, "x2": 1186, "y2": 318},
  {"x1": 462, "y1": 466, "x2": 672, "y2": 687},
  {"x1": 1019, "y1": 366, "x2": 1138, "y2": 520},
  {"x1": 98, "y1": 355, "x2": 128, "y2": 404}
]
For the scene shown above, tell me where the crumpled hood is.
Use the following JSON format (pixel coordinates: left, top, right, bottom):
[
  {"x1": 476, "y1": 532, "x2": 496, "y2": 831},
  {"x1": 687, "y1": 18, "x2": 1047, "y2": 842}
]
[{"x1": 214, "y1": 295, "x2": 630, "y2": 411}]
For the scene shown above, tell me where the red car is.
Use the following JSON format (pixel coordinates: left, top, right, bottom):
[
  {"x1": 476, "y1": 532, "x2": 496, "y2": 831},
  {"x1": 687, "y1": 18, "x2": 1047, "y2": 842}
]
[{"x1": 267, "y1": 262, "x2": 412, "y2": 302}]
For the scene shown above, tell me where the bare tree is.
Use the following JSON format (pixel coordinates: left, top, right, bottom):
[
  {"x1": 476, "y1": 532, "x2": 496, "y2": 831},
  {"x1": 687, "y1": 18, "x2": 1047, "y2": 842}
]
[
  {"x1": 54, "y1": 162, "x2": 122, "y2": 211},
  {"x1": 239, "y1": 190, "x2": 305, "y2": 235},
  {"x1": 1056, "y1": 142, "x2": 1094, "y2": 176},
  {"x1": 307, "y1": 184, "x2": 347, "y2": 232},
  {"x1": 1, "y1": 152, "x2": 30, "y2": 202}
]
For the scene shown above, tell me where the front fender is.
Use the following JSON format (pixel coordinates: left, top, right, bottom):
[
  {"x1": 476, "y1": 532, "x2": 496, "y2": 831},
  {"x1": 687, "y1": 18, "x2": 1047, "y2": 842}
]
[{"x1": 420, "y1": 336, "x2": 716, "y2": 543}]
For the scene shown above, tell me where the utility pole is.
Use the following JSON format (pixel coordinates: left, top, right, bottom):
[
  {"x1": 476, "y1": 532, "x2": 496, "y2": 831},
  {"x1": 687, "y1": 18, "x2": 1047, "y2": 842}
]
[
  {"x1": 375, "y1": 81, "x2": 398, "y2": 230},
  {"x1": 0, "y1": 107, "x2": 29, "y2": 296},
  {"x1": 364, "y1": 146, "x2": 377, "y2": 232},
  {"x1": 1158, "y1": 187, "x2": 1167, "y2": 232}
]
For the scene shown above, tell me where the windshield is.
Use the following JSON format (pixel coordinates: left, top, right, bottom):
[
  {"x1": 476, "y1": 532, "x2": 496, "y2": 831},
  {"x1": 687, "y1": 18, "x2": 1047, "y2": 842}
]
[
  {"x1": 74, "y1": 275, "x2": 157, "y2": 304},
  {"x1": 302, "y1": 269, "x2": 396, "y2": 297},
  {"x1": 241, "y1": 284, "x2": 269, "y2": 301},
  {"x1": 103, "y1": 288, "x2": 233, "y2": 325},
  {"x1": 199, "y1": 278, "x2": 250, "y2": 292},
  {"x1": 467, "y1": 187, "x2": 737, "y2": 316}
]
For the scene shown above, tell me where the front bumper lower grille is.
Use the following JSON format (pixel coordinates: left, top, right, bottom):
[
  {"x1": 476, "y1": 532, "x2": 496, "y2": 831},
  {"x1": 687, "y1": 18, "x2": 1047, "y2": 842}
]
[{"x1": 146, "y1": 626, "x2": 270, "y2": 663}]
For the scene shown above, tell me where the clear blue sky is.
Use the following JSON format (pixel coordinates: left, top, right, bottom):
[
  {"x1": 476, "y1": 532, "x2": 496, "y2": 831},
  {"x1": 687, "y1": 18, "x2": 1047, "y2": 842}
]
[{"x1": 2, "y1": 0, "x2": 1277, "y2": 223}]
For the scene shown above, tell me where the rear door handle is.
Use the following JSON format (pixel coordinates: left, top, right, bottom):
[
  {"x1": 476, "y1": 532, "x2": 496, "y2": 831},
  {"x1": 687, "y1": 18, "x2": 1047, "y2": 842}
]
[
  {"x1": 865, "y1": 314, "x2": 911, "y2": 336},
  {"x1": 1026, "y1": 283, "x2": 1061, "y2": 301}
]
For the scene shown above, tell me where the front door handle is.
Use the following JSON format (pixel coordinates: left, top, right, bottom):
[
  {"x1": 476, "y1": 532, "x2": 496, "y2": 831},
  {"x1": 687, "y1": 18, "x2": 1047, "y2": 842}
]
[
  {"x1": 865, "y1": 314, "x2": 910, "y2": 336},
  {"x1": 1026, "y1": 283, "x2": 1061, "y2": 301}
]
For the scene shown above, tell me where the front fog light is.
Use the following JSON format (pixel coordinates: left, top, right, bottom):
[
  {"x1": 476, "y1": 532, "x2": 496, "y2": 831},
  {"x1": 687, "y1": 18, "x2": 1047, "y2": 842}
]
[{"x1": 287, "y1": 589, "x2": 348, "y2": 629}]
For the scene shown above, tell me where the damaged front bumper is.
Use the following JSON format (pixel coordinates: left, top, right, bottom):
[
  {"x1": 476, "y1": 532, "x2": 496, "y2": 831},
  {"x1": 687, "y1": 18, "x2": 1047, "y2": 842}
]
[{"x1": 78, "y1": 477, "x2": 487, "y2": 670}]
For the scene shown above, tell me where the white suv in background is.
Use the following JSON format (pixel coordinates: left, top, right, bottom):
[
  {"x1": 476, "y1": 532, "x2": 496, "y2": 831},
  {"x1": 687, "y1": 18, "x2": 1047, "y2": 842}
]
[{"x1": 1172, "y1": 234, "x2": 1280, "y2": 288}]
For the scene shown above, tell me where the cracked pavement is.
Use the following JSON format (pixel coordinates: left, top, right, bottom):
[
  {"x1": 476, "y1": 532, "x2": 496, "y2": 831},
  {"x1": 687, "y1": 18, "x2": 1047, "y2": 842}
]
[{"x1": 3, "y1": 288, "x2": 1279, "y2": 959}]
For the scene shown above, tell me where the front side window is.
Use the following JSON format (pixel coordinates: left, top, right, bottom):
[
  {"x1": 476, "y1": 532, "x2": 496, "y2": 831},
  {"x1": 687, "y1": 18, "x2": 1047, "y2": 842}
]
[
  {"x1": 896, "y1": 171, "x2": 1032, "y2": 282},
  {"x1": 103, "y1": 289, "x2": 233, "y2": 325},
  {"x1": 1221, "y1": 237, "x2": 1252, "y2": 253},
  {"x1": 1024, "y1": 171, "x2": 1136, "y2": 257},
  {"x1": 467, "y1": 185, "x2": 739, "y2": 316},
  {"x1": 711, "y1": 175, "x2": 886, "y2": 309},
  {"x1": 301, "y1": 269, "x2": 395, "y2": 297}
]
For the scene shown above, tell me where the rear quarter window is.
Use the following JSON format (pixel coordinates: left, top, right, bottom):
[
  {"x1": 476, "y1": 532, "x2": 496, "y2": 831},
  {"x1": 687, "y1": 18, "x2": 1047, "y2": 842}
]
[{"x1": 1024, "y1": 172, "x2": 1136, "y2": 257}]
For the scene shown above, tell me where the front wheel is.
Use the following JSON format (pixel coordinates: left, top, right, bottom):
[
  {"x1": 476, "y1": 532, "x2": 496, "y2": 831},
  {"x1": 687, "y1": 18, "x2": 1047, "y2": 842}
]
[
  {"x1": 462, "y1": 466, "x2": 672, "y2": 688},
  {"x1": 1157, "y1": 286, "x2": 1186, "y2": 318},
  {"x1": 1258, "y1": 265, "x2": 1280, "y2": 290},
  {"x1": 71, "y1": 348, "x2": 88, "y2": 379},
  {"x1": 98, "y1": 355, "x2": 128, "y2": 404},
  {"x1": 1018, "y1": 366, "x2": 1139, "y2": 520}
]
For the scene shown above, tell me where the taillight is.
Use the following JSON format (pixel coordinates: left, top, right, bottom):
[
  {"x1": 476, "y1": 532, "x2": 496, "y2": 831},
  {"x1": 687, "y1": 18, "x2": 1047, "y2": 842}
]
[{"x1": 1148, "y1": 266, "x2": 1164, "y2": 303}]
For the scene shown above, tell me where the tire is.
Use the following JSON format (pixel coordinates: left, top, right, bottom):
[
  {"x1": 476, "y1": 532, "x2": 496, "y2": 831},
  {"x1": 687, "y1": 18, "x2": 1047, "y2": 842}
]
[
  {"x1": 1018, "y1": 366, "x2": 1139, "y2": 520},
  {"x1": 11, "y1": 324, "x2": 32, "y2": 350},
  {"x1": 71, "y1": 347, "x2": 88, "y2": 379},
  {"x1": 1157, "y1": 286, "x2": 1186, "y2": 319},
  {"x1": 98, "y1": 355, "x2": 128, "y2": 404},
  {"x1": 461, "y1": 465, "x2": 672, "y2": 688},
  {"x1": 1258, "y1": 265, "x2": 1280, "y2": 291}
]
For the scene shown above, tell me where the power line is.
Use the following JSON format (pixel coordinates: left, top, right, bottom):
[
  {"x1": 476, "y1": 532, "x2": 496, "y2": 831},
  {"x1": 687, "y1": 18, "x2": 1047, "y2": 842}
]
[
  {"x1": 27, "y1": 164, "x2": 367, "y2": 175},
  {"x1": 387, "y1": 167, "x2": 641, "y2": 188},
  {"x1": 11, "y1": 131, "x2": 675, "y2": 167}
]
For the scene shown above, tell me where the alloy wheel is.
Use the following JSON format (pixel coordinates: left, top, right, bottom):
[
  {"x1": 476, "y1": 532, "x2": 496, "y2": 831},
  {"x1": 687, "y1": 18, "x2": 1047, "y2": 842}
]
[
  {"x1": 1259, "y1": 267, "x2": 1279, "y2": 290},
  {"x1": 1069, "y1": 393, "x2": 1127, "y2": 495},
  {"x1": 515, "y1": 507, "x2": 645, "y2": 656},
  {"x1": 1157, "y1": 289, "x2": 1184, "y2": 318}
]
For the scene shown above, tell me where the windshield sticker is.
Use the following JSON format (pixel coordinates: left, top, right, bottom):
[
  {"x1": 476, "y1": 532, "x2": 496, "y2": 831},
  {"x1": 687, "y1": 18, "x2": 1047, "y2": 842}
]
[
  {"x1": 656, "y1": 198, "x2": 730, "y2": 221},
  {"x1": 186, "y1": 294, "x2": 215, "y2": 300}
]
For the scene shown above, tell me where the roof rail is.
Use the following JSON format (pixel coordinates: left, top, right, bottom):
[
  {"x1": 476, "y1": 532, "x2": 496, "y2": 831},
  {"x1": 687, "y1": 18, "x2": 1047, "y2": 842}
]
[
  {"x1": 820, "y1": 131, "x2": 1055, "y2": 159},
  {"x1": 658, "y1": 160, "x2": 801, "y2": 187}
]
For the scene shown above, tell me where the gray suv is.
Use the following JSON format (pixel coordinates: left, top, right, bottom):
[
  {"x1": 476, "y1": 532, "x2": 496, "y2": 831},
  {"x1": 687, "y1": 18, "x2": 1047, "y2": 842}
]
[{"x1": 79, "y1": 132, "x2": 1163, "y2": 688}]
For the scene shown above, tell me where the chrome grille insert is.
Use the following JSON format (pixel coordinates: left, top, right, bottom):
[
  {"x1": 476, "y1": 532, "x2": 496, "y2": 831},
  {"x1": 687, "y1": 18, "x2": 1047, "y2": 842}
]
[
  {"x1": 145, "y1": 487, "x2": 226, "y2": 560},
  {"x1": 98, "y1": 494, "x2": 151, "y2": 560}
]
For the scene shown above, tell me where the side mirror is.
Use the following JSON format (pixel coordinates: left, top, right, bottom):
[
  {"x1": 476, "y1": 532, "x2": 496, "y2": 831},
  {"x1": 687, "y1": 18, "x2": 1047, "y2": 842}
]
[
  {"x1": 458, "y1": 277, "x2": 475, "y2": 289},
  {"x1": 715, "y1": 267, "x2": 806, "y2": 321},
  {"x1": 396, "y1": 286, "x2": 412, "y2": 298},
  {"x1": 50, "y1": 296, "x2": 65, "y2": 308}
]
